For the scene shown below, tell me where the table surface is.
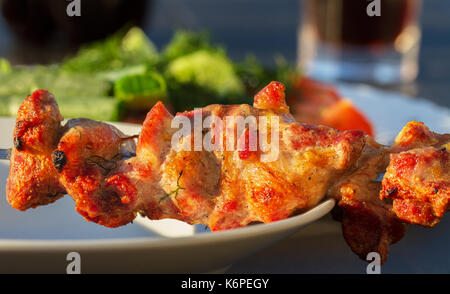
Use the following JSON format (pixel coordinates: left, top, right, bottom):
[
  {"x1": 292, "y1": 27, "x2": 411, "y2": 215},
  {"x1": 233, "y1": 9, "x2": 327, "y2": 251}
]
[{"x1": 0, "y1": 0, "x2": 449, "y2": 274}]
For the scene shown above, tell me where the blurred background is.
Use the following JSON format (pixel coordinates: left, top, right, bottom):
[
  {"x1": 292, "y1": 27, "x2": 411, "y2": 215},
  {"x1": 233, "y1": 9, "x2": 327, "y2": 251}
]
[
  {"x1": 0, "y1": 0, "x2": 450, "y2": 129},
  {"x1": 0, "y1": 0, "x2": 448, "y2": 107}
]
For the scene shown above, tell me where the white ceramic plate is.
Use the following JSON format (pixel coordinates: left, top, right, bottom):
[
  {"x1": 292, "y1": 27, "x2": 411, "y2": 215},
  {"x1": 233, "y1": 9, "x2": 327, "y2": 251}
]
[{"x1": 0, "y1": 84, "x2": 448, "y2": 274}]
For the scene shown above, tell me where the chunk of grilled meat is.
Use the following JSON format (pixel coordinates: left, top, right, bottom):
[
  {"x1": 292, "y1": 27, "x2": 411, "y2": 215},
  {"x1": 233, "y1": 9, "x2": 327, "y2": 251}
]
[
  {"x1": 380, "y1": 122, "x2": 450, "y2": 227},
  {"x1": 328, "y1": 136, "x2": 408, "y2": 264},
  {"x1": 7, "y1": 90, "x2": 65, "y2": 210}
]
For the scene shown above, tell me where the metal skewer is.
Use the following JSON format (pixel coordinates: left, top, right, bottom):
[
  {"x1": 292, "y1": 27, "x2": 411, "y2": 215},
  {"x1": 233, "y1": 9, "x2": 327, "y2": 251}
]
[
  {"x1": 0, "y1": 148, "x2": 12, "y2": 160},
  {"x1": 0, "y1": 148, "x2": 136, "y2": 161}
]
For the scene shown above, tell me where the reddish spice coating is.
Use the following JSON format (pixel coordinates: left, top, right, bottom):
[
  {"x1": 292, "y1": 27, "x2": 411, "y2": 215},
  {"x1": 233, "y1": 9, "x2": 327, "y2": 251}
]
[
  {"x1": 289, "y1": 123, "x2": 364, "y2": 151},
  {"x1": 221, "y1": 200, "x2": 238, "y2": 212},
  {"x1": 387, "y1": 152, "x2": 418, "y2": 178},
  {"x1": 381, "y1": 147, "x2": 449, "y2": 227},
  {"x1": 238, "y1": 128, "x2": 258, "y2": 160},
  {"x1": 7, "y1": 90, "x2": 65, "y2": 210},
  {"x1": 106, "y1": 174, "x2": 137, "y2": 205},
  {"x1": 393, "y1": 121, "x2": 437, "y2": 148},
  {"x1": 393, "y1": 199, "x2": 438, "y2": 226},
  {"x1": 137, "y1": 101, "x2": 173, "y2": 157},
  {"x1": 254, "y1": 81, "x2": 289, "y2": 113},
  {"x1": 250, "y1": 186, "x2": 291, "y2": 222}
]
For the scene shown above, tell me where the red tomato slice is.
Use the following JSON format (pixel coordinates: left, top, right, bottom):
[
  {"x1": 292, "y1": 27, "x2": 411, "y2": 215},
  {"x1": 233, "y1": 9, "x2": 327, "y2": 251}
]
[{"x1": 321, "y1": 99, "x2": 374, "y2": 137}]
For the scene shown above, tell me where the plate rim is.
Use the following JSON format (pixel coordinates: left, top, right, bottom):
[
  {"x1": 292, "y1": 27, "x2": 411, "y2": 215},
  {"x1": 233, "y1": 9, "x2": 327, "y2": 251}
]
[{"x1": 0, "y1": 199, "x2": 335, "y2": 251}]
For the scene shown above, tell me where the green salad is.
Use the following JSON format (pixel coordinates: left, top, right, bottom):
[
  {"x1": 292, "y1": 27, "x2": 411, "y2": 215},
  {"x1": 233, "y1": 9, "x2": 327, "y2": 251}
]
[{"x1": 0, "y1": 27, "x2": 297, "y2": 121}]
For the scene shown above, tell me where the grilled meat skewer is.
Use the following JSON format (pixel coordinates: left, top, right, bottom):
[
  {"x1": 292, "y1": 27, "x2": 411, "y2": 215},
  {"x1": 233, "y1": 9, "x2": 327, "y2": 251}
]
[{"x1": 5, "y1": 82, "x2": 449, "y2": 263}]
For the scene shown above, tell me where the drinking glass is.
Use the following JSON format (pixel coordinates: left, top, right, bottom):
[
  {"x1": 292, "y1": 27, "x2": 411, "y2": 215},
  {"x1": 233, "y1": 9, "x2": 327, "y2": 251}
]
[{"x1": 298, "y1": 0, "x2": 422, "y2": 85}]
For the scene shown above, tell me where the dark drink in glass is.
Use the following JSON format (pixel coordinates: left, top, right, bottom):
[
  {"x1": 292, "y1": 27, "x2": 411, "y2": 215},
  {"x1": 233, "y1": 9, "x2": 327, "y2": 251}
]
[{"x1": 298, "y1": 0, "x2": 422, "y2": 84}]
